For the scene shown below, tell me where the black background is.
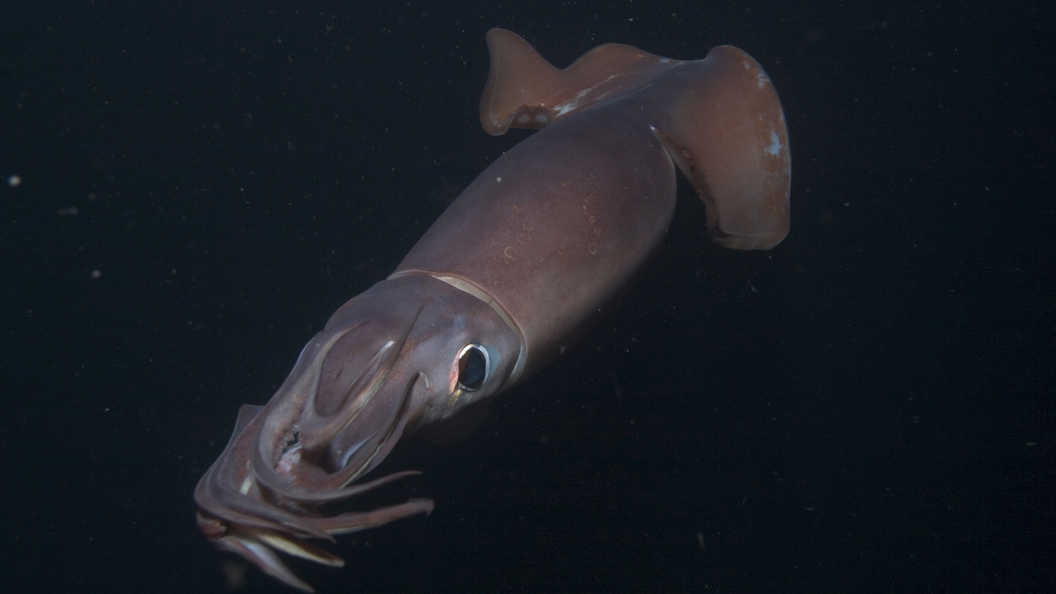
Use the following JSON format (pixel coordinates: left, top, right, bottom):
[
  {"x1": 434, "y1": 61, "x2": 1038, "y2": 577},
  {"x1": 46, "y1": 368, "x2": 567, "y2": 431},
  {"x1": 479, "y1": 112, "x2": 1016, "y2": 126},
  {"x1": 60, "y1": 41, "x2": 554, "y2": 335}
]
[{"x1": 2, "y1": 1, "x2": 1052, "y2": 592}]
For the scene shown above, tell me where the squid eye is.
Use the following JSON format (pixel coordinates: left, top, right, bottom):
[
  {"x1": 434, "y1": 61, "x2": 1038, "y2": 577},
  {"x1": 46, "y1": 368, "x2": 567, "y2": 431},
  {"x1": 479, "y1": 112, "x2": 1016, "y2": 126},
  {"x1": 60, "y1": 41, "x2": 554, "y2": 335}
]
[{"x1": 456, "y1": 344, "x2": 489, "y2": 392}]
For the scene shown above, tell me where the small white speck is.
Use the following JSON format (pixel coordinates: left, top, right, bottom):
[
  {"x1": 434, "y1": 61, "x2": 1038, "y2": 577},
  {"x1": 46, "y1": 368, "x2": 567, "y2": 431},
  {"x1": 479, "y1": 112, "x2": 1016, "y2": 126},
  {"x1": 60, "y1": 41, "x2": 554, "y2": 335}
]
[
  {"x1": 90, "y1": 270, "x2": 102, "y2": 280},
  {"x1": 7, "y1": 174, "x2": 21, "y2": 187},
  {"x1": 496, "y1": 176, "x2": 502, "y2": 183}
]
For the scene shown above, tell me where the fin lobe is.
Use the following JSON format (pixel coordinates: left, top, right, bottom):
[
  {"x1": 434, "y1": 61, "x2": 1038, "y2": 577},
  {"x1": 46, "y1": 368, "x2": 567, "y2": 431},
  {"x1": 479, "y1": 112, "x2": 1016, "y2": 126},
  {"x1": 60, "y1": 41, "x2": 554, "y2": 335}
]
[
  {"x1": 659, "y1": 45, "x2": 791, "y2": 250},
  {"x1": 480, "y1": 28, "x2": 675, "y2": 135}
]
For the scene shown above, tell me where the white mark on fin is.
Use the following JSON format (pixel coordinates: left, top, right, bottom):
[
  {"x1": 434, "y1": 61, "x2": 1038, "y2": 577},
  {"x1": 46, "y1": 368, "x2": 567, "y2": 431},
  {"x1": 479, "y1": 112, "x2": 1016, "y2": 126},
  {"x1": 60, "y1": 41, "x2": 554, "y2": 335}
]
[
  {"x1": 766, "y1": 129, "x2": 782, "y2": 157},
  {"x1": 553, "y1": 75, "x2": 619, "y2": 116}
]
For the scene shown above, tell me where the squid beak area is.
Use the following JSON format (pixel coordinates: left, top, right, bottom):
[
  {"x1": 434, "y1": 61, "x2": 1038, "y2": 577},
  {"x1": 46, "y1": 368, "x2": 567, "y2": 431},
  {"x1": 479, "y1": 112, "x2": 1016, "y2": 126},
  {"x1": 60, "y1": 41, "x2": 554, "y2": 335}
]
[
  {"x1": 195, "y1": 428, "x2": 434, "y2": 591},
  {"x1": 194, "y1": 307, "x2": 435, "y2": 590}
]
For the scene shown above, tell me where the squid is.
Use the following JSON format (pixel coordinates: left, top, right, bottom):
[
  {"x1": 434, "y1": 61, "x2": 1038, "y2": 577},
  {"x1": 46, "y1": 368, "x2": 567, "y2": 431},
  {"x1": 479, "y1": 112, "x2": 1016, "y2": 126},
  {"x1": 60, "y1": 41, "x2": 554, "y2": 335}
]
[{"x1": 194, "y1": 28, "x2": 790, "y2": 591}]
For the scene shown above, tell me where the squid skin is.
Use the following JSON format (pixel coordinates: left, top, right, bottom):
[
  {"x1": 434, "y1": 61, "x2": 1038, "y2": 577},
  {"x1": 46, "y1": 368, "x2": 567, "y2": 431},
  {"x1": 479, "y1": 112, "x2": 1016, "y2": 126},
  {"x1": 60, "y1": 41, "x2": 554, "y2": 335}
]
[{"x1": 194, "y1": 28, "x2": 790, "y2": 591}]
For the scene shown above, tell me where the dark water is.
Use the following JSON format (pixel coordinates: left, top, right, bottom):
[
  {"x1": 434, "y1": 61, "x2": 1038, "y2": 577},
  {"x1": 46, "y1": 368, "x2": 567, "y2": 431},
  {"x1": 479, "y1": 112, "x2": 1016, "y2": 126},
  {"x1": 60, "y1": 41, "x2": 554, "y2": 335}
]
[{"x1": 2, "y1": 1, "x2": 1052, "y2": 592}]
